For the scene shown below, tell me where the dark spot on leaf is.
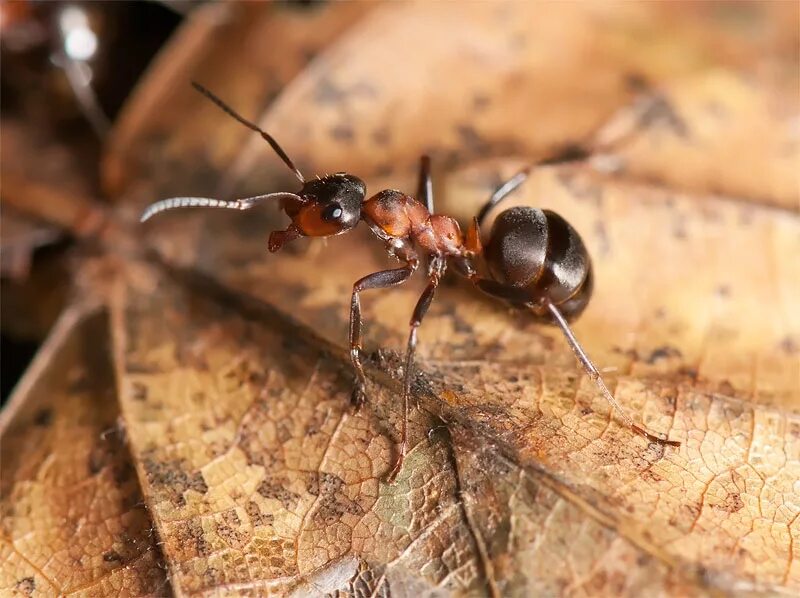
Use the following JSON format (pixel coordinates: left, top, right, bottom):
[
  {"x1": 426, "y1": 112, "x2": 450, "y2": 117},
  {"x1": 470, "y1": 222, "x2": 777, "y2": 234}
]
[
  {"x1": 16, "y1": 577, "x2": 35, "y2": 595},
  {"x1": 131, "y1": 381, "x2": 148, "y2": 401},
  {"x1": 257, "y1": 477, "x2": 300, "y2": 509},
  {"x1": 456, "y1": 124, "x2": 490, "y2": 154},
  {"x1": 639, "y1": 469, "x2": 663, "y2": 483},
  {"x1": 33, "y1": 408, "x2": 52, "y2": 427},
  {"x1": 330, "y1": 124, "x2": 355, "y2": 142},
  {"x1": 314, "y1": 77, "x2": 346, "y2": 104},
  {"x1": 143, "y1": 457, "x2": 208, "y2": 506},
  {"x1": 372, "y1": 162, "x2": 394, "y2": 178},
  {"x1": 183, "y1": 518, "x2": 212, "y2": 557},
  {"x1": 103, "y1": 550, "x2": 122, "y2": 563},
  {"x1": 713, "y1": 492, "x2": 744, "y2": 513},
  {"x1": 372, "y1": 127, "x2": 391, "y2": 146},
  {"x1": 717, "y1": 379, "x2": 736, "y2": 396},
  {"x1": 780, "y1": 336, "x2": 798, "y2": 355},
  {"x1": 203, "y1": 566, "x2": 224, "y2": 587},
  {"x1": 639, "y1": 93, "x2": 689, "y2": 138},
  {"x1": 645, "y1": 346, "x2": 682, "y2": 364},
  {"x1": 624, "y1": 72, "x2": 649, "y2": 92},
  {"x1": 246, "y1": 500, "x2": 274, "y2": 527},
  {"x1": 472, "y1": 93, "x2": 490, "y2": 111},
  {"x1": 216, "y1": 509, "x2": 251, "y2": 549}
]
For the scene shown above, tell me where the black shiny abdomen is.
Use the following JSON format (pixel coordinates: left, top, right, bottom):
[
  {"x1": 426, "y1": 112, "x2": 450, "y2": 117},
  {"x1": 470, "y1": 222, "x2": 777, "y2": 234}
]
[{"x1": 483, "y1": 206, "x2": 593, "y2": 320}]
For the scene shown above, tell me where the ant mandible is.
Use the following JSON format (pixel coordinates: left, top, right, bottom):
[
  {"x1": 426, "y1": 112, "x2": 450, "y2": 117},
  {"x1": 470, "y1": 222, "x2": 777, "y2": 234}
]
[{"x1": 141, "y1": 83, "x2": 680, "y2": 482}]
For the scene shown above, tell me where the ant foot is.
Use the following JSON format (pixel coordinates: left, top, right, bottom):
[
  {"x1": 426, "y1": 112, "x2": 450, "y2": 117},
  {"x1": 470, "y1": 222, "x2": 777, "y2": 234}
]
[
  {"x1": 385, "y1": 454, "x2": 404, "y2": 484},
  {"x1": 632, "y1": 424, "x2": 680, "y2": 447},
  {"x1": 350, "y1": 383, "x2": 366, "y2": 413}
]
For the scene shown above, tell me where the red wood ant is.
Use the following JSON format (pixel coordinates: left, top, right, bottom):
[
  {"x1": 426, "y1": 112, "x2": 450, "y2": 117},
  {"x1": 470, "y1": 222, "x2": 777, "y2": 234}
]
[{"x1": 141, "y1": 83, "x2": 680, "y2": 482}]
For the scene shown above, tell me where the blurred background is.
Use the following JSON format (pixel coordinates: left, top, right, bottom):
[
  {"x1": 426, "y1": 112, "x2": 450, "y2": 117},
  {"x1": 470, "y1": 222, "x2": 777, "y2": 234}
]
[{"x1": 1, "y1": 1, "x2": 182, "y2": 399}]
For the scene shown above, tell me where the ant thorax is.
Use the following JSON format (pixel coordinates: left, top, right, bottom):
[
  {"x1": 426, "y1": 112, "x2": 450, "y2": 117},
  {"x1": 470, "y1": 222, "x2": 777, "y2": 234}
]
[{"x1": 362, "y1": 189, "x2": 464, "y2": 256}]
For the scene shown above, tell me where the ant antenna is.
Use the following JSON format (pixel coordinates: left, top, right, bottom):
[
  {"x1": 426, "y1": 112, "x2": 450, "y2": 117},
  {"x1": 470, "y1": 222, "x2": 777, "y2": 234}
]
[
  {"x1": 140, "y1": 192, "x2": 301, "y2": 223},
  {"x1": 545, "y1": 301, "x2": 680, "y2": 446},
  {"x1": 191, "y1": 81, "x2": 305, "y2": 184}
]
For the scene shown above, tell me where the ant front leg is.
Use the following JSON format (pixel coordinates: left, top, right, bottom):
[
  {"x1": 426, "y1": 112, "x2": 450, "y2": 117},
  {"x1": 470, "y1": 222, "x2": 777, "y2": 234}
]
[
  {"x1": 386, "y1": 256, "x2": 445, "y2": 482},
  {"x1": 349, "y1": 250, "x2": 419, "y2": 410}
]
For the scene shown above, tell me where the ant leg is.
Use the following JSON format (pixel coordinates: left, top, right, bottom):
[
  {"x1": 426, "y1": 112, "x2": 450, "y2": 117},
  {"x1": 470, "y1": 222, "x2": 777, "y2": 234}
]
[
  {"x1": 387, "y1": 257, "x2": 445, "y2": 482},
  {"x1": 350, "y1": 258, "x2": 419, "y2": 410},
  {"x1": 268, "y1": 224, "x2": 301, "y2": 252},
  {"x1": 477, "y1": 168, "x2": 532, "y2": 225},
  {"x1": 476, "y1": 148, "x2": 591, "y2": 226},
  {"x1": 545, "y1": 301, "x2": 680, "y2": 447},
  {"x1": 417, "y1": 155, "x2": 434, "y2": 213}
]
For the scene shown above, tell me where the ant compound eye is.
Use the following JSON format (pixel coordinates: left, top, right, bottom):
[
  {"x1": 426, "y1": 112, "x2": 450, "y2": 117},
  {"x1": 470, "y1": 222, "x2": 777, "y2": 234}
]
[{"x1": 321, "y1": 202, "x2": 343, "y2": 222}]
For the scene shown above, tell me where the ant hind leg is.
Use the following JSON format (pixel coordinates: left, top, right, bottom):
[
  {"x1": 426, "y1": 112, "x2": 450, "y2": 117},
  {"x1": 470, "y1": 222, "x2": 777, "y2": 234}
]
[{"x1": 544, "y1": 301, "x2": 680, "y2": 447}]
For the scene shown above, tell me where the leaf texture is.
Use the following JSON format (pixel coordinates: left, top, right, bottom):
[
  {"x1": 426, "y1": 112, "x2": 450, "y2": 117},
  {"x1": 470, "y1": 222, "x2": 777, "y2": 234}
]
[
  {"x1": 2, "y1": 2, "x2": 798, "y2": 596},
  {"x1": 0, "y1": 308, "x2": 168, "y2": 596}
]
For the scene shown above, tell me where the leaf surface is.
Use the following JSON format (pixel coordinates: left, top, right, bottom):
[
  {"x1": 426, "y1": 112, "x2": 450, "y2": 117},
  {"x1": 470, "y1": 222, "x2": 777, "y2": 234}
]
[
  {"x1": 118, "y1": 2, "x2": 799, "y2": 596},
  {"x1": 3, "y1": 2, "x2": 798, "y2": 596},
  {"x1": 0, "y1": 308, "x2": 168, "y2": 597}
]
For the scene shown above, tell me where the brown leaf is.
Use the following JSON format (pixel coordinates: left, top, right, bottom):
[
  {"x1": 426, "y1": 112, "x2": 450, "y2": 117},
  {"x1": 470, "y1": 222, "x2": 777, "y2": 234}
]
[
  {"x1": 4, "y1": 2, "x2": 799, "y2": 596},
  {"x1": 112, "y1": 268, "x2": 709, "y2": 596},
  {"x1": 133, "y1": 153, "x2": 799, "y2": 593},
  {"x1": 115, "y1": 3, "x2": 798, "y2": 595},
  {"x1": 592, "y1": 71, "x2": 799, "y2": 210},
  {"x1": 0, "y1": 307, "x2": 168, "y2": 596}
]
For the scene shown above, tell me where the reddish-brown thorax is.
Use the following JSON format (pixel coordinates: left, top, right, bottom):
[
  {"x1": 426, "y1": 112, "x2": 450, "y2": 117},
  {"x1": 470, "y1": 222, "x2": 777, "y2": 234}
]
[{"x1": 362, "y1": 189, "x2": 464, "y2": 255}]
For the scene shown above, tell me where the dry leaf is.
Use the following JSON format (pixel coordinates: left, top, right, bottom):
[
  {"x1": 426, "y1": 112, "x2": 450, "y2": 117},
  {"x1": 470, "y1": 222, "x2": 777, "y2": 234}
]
[
  {"x1": 0, "y1": 307, "x2": 168, "y2": 596},
  {"x1": 2, "y1": 2, "x2": 799, "y2": 596},
  {"x1": 120, "y1": 3, "x2": 797, "y2": 595}
]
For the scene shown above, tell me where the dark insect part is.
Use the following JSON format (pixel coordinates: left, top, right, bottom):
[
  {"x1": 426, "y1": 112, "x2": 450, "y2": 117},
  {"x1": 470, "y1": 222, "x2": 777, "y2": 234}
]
[{"x1": 141, "y1": 84, "x2": 680, "y2": 483}]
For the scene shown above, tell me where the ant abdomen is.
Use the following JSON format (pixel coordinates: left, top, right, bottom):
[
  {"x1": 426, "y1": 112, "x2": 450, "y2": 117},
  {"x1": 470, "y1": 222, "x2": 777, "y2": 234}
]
[{"x1": 483, "y1": 206, "x2": 593, "y2": 320}]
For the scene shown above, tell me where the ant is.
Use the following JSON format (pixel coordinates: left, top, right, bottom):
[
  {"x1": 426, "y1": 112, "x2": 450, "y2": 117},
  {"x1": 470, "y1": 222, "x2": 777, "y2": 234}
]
[{"x1": 141, "y1": 83, "x2": 680, "y2": 482}]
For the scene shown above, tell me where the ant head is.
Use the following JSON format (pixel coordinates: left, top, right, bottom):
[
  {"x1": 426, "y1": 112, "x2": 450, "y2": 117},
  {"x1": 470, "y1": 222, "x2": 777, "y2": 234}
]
[
  {"x1": 292, "y1": 173, "x2": 366, "y2": 238},
  {"x1": 139, "y1": 83, "x2": 368, "y2": 251}
]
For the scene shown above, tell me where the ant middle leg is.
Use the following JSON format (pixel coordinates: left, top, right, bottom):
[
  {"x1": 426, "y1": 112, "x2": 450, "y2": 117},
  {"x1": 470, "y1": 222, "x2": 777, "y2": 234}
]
[
  {"x1": 349, "y1": 257, "x2": 419, "y2": 410},
  {"x1": 386, "y1": 256, "x2": 445, "y2": 482}
]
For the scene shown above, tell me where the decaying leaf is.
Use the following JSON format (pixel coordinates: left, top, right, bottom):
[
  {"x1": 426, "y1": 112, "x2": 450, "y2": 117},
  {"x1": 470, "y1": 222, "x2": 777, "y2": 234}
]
[
  {"x1": 111, "y1": 267, "x2": 707, "y2": 596},
  {"x1": 126, "y1": 157, "x2": 799, "y2": 594},
  {"x1": 2, "y1": 2, "x2": 798, "y2": 596},
  {"x1": 0, "y1": 307, "x2": 168, "y2": 596}
]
